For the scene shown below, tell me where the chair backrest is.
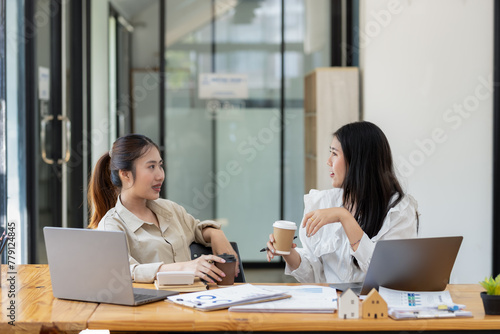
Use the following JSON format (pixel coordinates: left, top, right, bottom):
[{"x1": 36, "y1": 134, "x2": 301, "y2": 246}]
[{"x1": 189, "y1": 242, "x2": 246, "y2": 283}]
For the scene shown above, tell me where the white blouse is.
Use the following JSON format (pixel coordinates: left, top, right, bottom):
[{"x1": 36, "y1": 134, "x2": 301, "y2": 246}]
[{"x1": 285, "y1": 188, "x2": 418, "y2": 284}]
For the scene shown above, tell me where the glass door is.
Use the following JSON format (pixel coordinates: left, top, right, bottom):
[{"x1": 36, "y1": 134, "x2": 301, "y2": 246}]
[
  {"x1": 25, "y1": 0, "x2": 87, "y2": 263},
  {"x1": 25, "y1": 0, "x2": 62, "y2": 264}
]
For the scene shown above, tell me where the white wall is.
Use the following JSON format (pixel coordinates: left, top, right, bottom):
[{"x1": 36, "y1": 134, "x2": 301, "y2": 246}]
[
  {"x1": 90, "y1": 0, "x2": 111, "y2": 168},
  {"x1": 360, "y1": 0, "x2": 493, "y2": 283}
]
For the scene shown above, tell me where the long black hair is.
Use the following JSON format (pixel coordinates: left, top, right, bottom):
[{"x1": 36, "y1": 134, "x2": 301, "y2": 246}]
[{"x1": 334, "y1": 121, "x2": 404, "y2": 238}]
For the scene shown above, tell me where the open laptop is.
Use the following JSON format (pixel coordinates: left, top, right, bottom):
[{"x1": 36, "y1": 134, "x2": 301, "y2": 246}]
[
  {"x1": 44, "y1": 227, "x2": 178, "y2": 306},
  {"x1": 331, "y1": 236, "x2": 463, "y2": 295}
]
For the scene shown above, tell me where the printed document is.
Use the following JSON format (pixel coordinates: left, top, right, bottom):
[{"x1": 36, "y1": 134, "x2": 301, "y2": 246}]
[
  {"x1": 229, "y1": 285, "x2": 338, "y2": 313},
  {"x1": 379, "y1": 286, "x2": 472, "y2": 319},
  {"x1": 166, "y1": 284, "x2": 289, "y2": 311}
]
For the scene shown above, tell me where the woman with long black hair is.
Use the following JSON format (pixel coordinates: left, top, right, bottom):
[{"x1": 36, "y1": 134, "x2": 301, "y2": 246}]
[{"x1": 266, "y1": 121, "x2": 419, "y2": 283}]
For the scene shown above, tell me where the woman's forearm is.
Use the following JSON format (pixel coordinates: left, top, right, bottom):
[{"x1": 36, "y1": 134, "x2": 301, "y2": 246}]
[
  {"x1": 339, "y1": 209, "x2": 364, "y2": 251},
  {"x1": 159, "y1": 262, "x2": 187, "y2": 272},
  {"x1": 202, "y1": 226, "x2": 225, "y2": 243}
]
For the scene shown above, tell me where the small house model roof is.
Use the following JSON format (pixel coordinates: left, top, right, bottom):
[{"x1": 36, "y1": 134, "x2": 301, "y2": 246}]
[
  {"x1": 340, "y1": 288, "x2": 358, "y2": 298},
  {"x1": 363, "y1": 288, "x2": 387, "y2": 306}
]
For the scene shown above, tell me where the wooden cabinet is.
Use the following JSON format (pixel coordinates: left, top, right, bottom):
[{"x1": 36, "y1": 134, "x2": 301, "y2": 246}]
[{"x1": 304, "y1": 67, "x2": 360, "y2": 192}]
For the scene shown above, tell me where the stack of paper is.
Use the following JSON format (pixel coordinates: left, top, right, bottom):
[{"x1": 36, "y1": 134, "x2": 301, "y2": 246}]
[
  {"x1": 166, "y1": 284, "x2": 290, "y2": 311},
  {"x1": 229, "y1": 285, "x2": 338, "y2": 313},
  {"x1": 154, "y1": 277, "x2": 207, "y2": 292},
  {"x1": 379, "y1": 287, "x2": 472, "y2": 319}
]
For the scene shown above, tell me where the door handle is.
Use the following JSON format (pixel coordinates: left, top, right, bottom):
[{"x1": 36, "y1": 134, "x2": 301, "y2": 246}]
[
  {"x1": 41, "y1": 114, "x2": 55, "y2": 165},
  {"x1": 57, "y1": 115, "x2": 71, "y2": 164},
  {"x1": 40, "y1": 114, "x2": 71, "y2": 165}
]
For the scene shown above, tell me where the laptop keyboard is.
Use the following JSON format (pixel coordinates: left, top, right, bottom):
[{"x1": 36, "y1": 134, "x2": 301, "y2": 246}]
[
  {"x1": 134, "y1": 293, "x2": 159, "y2": 303},
  {"x1": 132, "y1": 287, "x2": 177, "y2": 305}
]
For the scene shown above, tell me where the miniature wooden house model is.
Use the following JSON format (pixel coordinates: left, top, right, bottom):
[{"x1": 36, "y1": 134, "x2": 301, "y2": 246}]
[
  {"x1": 338, "y1": 288, "x2": 359, "y2": 319},
  {"x1": 361, "y1": 289, "x2": 388, "y2": 319}
]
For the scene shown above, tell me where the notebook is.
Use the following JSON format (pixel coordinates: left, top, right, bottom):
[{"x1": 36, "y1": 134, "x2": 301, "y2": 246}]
[
  {"x1": 43, "y1": 227, "x2": 179, "y2": 306},
  {"x1": 331, "y1": 236, "x2": 463, "y2": 295}
]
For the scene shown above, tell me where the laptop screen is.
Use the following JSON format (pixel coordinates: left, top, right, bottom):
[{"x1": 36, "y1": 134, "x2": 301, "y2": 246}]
[{"x1": 332, "y1": 236, "x2": 463, "y2": 295}]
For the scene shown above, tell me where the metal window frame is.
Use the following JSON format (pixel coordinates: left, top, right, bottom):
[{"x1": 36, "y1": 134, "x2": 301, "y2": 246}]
[{"x1": 493, "y1": 1, "x2": 500, "y2": 276}]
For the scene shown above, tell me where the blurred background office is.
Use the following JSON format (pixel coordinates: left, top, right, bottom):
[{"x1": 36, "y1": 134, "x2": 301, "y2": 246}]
[{"x1": 1, "y1": 0, "x2": 497, "y2": 284}]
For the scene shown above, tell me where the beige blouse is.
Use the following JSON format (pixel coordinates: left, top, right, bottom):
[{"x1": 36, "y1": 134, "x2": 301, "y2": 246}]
[{"x1": 97, "y1": 197, "x2": 221, "y2": 283}]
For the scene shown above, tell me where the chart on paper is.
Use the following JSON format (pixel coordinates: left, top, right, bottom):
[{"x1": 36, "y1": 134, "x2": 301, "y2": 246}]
[{"x1": 379, "y1": 287, "x2": 454, "y2": 309}]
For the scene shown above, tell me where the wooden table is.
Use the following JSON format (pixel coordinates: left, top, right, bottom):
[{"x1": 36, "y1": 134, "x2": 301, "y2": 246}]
[
  {"x1": 2, "y1": 265, "x2": 500, "y2": 333},
  {"x1": 1, "y1": 265, "x2": 98, "y2": 333},
  {"x1": 88, "y1": 284, "x2": 500, "y2": 333}
]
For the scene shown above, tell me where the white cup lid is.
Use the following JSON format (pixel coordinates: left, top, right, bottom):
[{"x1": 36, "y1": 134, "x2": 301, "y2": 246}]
[{"x1": 273, "y1": 220, "x2": 297, "y2": 230}]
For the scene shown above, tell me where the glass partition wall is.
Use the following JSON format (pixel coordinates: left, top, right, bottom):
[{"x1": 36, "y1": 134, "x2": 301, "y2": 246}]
[
  {"x1": 212, "y1": 0, "x2": 282, "y2": 261},
  {"x1": 131, "y1": 0, "x2": 331, "y2": 262}
]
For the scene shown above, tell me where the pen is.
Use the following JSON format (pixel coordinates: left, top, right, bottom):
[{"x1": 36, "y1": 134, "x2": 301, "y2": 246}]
[{"x1": 260, "y1": 236, "x2": 297, "y2": 252}]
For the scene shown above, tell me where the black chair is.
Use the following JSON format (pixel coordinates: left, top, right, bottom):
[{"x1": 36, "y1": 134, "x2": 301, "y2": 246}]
[{"x1": 189, "y1": 242, "x2": 246, "y2": 283}]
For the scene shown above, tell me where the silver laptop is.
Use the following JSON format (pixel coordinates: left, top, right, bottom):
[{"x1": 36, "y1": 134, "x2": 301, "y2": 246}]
[
  {"x1": 331, "y1": 236, "x2": 463, "y2": 295},
  {"x1": 44, "y1": 227, "x2": 178, "y2": 306}
]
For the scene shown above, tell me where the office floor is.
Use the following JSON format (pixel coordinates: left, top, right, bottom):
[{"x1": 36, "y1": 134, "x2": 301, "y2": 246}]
[{"x1": 243, "y1": 267, "x2": 298, "y2": 283}]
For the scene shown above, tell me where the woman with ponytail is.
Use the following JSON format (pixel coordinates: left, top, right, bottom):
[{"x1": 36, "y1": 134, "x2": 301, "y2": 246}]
[
  {"x1": 88, "y1": 134, "x2": 238, "y2": 283},
  {"x1": 266, "y1": 121, "x2": 419, "y2": 283}
]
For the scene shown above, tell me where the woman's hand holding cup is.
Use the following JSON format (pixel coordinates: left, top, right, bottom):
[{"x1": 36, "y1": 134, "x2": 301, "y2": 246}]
[
  {"x1": 266, "y1": 233, "x2": 276, "y2": 261},
  {"x1": 271, "y1": 220, "x2": 297, "y2": 255}
]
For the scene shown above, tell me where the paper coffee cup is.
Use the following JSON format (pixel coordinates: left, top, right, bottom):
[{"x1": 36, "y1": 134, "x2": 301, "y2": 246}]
[
  {"x1": 273, "y1": 220, "x2": 297, "y2": 255},
  {"x1": 215, "y1": 253, "x2": 236, "y2": 286}
]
